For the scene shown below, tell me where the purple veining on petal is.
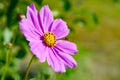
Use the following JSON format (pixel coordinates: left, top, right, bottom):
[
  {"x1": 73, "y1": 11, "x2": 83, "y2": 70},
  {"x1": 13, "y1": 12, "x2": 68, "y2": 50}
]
[
  {"x1": 55, "y1": 40, "x2": 78, "y2": 55},
  {"x1": 28, "y1": 4, "x2": 37, "y2": 13},
  {"x1": 47, "y1": 48, "x2": 66, "y2": 72},
  {"x1": 49, "y1": 19, "x2": 69, "y2": 39},
  {"x1": 38, "y1": 13, "x2": 45, "y2": 34},
  {"x1": 27, "y1": 4, "x2": 43, "y2": 35},
  {"x1": 29, "y1": 41, "x2": 48, "y2": 62},
  {"x1": 19, "y1": 18, "x2": 41, "y2": 41},
  {"x1": 51, "y1": 48, "x2": 66, "y2": 72},
  {"x1": 39, "y1": 5, "x2": 54, "y2": 33},
  {"x1": 53, "y1": 47, "x2": 77, "y2": 68}
]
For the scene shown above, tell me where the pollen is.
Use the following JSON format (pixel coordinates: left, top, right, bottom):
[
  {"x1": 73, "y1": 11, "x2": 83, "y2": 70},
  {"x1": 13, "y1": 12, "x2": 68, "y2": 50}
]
[{"x1": 43, "y1": 32, "x2": 56, "y2": 47}]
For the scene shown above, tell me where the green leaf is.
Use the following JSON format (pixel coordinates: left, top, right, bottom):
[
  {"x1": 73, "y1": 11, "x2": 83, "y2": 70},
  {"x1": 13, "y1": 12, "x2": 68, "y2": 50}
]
[
  {"x1": 63, "y1": 0, "x2": 71, "y2": 11},
  {"x1": 33, "y1": 0, "x2": 43, "y2": 6},
  {"x1": 15, "y1": 47, "x2": 26, "y2": 59},
  {"x1": 6, "y1": 0, "x2": 19, "y2": 27}
]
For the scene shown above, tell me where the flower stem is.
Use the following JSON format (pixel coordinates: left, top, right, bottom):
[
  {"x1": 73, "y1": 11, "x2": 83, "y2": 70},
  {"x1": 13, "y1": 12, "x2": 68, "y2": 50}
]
[
  {"x1": 9, "y1": 29, "x2": 16, "y2": 63},
  {"x1": 1, "y1": 48, "x2": 10, "y2": 80},
  {"x1": 24, "y1": 55, "x2": 35, "y2": 80},
  {"x1": 1, "y1": 29, "x2": 16, "y2": 80}
]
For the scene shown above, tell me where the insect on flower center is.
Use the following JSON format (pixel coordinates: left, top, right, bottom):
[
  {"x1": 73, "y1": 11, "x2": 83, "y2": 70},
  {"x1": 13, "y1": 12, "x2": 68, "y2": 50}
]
[{"x1": 43, "y1": 32, "x2": 56, "y2": 47}]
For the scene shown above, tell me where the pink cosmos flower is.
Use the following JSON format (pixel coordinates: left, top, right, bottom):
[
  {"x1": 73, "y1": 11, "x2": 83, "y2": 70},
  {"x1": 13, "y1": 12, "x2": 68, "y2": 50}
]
[{"x1": 19, "y1": 4, "x2": 78, "y2": 72}]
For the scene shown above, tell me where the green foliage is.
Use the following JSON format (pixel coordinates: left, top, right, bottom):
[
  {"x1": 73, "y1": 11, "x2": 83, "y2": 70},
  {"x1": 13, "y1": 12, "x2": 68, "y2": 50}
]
[
  {"x1": 63, "y1": 0, "x2": 71, "y2": 11},
  {"x1": 0, "y1": 0, "x2": 120, "y2": 80},
  {"x1": 15, "y1": 48, "x2": 26, "y2": 59},
  {"x1": 6, "y1": 0, "x2": 19, "y2": 27},
  {"x1": 33, "y1": 0, "x2": 43, "y2": 6}
]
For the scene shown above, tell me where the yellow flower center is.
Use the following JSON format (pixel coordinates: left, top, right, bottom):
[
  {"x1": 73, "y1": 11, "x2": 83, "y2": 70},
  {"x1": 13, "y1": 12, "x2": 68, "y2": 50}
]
[{"x1": 43, "y1": 32, "x2": 56, "y2": 47}]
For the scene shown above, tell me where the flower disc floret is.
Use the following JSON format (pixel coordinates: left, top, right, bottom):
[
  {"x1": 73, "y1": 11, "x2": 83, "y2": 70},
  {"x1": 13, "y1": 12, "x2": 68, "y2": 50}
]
[{"x1": 43, "y1": 32, "x2": 56, "y2": 47}]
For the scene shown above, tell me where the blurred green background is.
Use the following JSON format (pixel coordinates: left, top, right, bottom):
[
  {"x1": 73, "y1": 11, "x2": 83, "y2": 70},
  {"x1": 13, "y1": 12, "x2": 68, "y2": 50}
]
[{"x1": 0, "y1": 0, "x2": 120, "y2": 80}]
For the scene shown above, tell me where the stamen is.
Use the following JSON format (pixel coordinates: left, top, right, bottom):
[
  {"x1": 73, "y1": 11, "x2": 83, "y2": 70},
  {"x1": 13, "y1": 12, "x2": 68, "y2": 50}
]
[{"x1": 43, "y1": 32, "x2": 56, "y2": 47}]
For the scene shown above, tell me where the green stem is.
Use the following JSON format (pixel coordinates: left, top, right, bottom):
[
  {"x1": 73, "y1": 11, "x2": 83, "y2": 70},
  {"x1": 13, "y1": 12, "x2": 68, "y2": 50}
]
[
  {"x1": 1, "y1": 49, "x2": 10, "y2": 80},
  {"x1": 1, "y1": 29, "x2": 16, "y2": 80},
  {"x1": 24, "y1": 55, "x2": 35, "y2": 80},
  {"x1": 9, "y1": 29, "x2": 16, "y2": 63}
]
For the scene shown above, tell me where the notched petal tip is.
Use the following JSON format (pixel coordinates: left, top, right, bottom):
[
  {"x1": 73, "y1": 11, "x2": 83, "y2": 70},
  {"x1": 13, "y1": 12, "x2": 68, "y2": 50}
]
[
  {"x1": 40, "y1": 5, "x2": 52, "y2": 15},
  {"x1": 50, "y1": 19, "x2": 70, "y2": 39},
  {"x1": 39, "y1": 4, "x2": 54, "y2": 32},
  {"x1": 29, "y1": 3, "x2": 35, "y2": 7},
  {"x1": 27, "y1": 3, "x2": 38, "y2": 18},
  {"x1": 55, "y1": 69, "x2": 66, "y2": 73},
  {"x1": 41, "y1": 5, "x2": 50, "y2": 10},
  {"x1": 65, "y1": 57, "x2": 77, "y2": 68},
  {"x1": 71, "y1": 60, "x2": 77, "y2": 68},
  {"x1": 28, "y1": 3, "x2": 36, "y2": 11},
  {"x1": 56, "y1": 40, "x2": 78, "y2": 55},
  {"x1": 47, "y1": 49, "x2": 67, "y2": 73}
]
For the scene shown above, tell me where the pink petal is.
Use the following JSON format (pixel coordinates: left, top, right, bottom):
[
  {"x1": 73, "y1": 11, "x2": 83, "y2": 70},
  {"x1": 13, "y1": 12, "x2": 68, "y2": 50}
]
[
  {"x1": 47, "y1": 48, "x2": 66, "y2": 72},
  {"x1": 49, "y1": 19, "x2": 69, "y2": 39},
  {"x1": 19, "y1": 18, "x2": 41, "y2": 41},
  {"x1": 27, "y1": 4, "x2": 43, "y2": 35},
  {"x1": 55, "y1": 40, "x2": 78, "y2": 55},
  {"x1": 39, "y1": 5, "x2": 54, "y2": 32},
  {"x1": 29, "y1": 40, "x2": 48, "y2": 62},
  {"x1": 53, "y1": 48, "x2": 77, "y2": 68}
]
